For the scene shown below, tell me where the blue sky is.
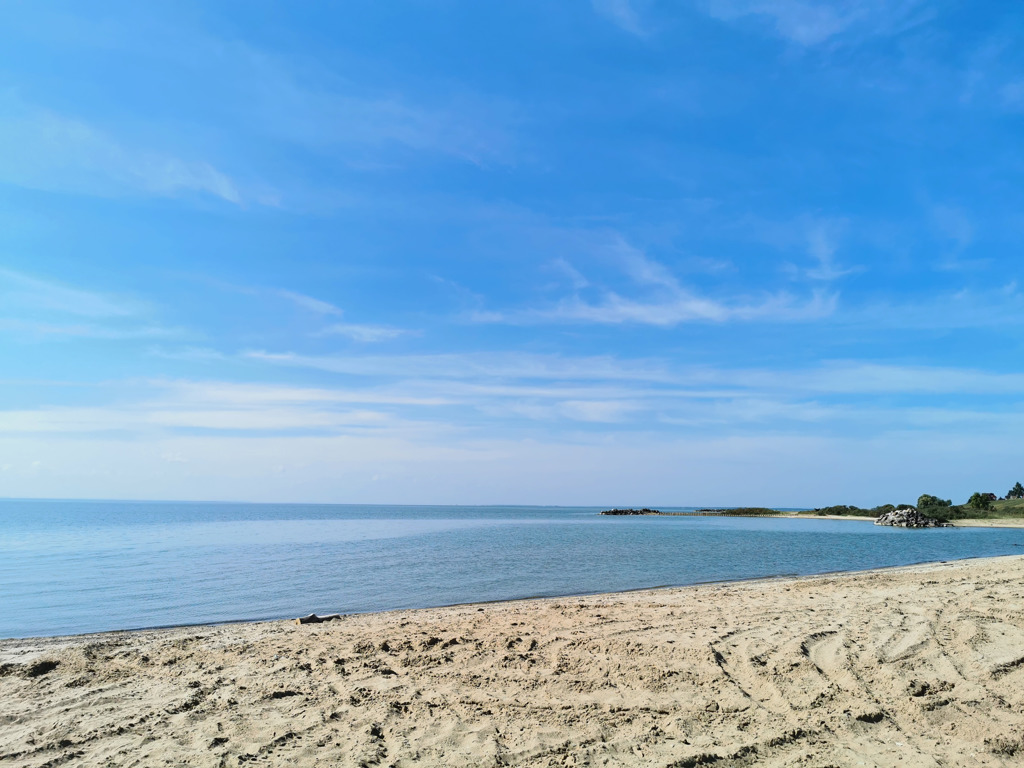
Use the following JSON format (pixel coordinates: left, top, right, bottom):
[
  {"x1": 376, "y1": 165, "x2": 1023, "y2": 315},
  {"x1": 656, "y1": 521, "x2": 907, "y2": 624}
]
[{"x1": 1, "y1": 0, "x2": 1023, "y2": 506}]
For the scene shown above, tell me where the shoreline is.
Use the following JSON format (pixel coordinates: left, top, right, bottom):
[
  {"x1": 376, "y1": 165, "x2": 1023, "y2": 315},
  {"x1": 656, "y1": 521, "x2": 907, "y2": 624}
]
[
  {"x1": 4, "y1": 550, "x2": 1022, "y2": 644},
  {"x1": 1, "y1": 552, "x2": 1020, "y2": 646},
  {"x1": 605, "y1": 510, "x2": 1024, "y2": 527},
  {"x1": 4, "y1": 554, "x2": 1021, "y2": 650},
  {"x1": 3, "y1": 555, "x2": 1024, "y2": 767}
]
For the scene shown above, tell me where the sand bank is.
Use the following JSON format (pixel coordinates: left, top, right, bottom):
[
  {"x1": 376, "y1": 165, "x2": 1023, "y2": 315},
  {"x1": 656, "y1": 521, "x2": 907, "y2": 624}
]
[{"x1": 3, "y1": 555, "x2": 1024, "y2": 767}]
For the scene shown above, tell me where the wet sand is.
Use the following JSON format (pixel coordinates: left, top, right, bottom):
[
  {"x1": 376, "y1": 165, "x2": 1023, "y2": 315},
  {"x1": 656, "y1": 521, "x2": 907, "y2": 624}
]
[{"x1": 2, "y1": 555, "x2": 1024, "y2": 767}]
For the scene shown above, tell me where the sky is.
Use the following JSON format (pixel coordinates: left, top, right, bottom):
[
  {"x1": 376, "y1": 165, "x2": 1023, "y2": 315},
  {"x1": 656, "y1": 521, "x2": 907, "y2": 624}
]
[{"x1": 1, "y1": 0, "x2": 1023, "y2": 507}]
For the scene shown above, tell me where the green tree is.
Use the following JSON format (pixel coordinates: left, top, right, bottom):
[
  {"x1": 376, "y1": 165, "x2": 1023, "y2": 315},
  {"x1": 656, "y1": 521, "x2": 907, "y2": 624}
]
[
  {"x1": 967, "y1": 492, "x2": 993, "y2": 511},
  {"x1": 916, "y1": 494, "x2": 964, "y2": 521},
  {"x1": 916, "y1": 494, "x2": 952, "y2": 510},
  {"x1": 1008, "y1": 482, "x2": 1024, "y2": 500}
]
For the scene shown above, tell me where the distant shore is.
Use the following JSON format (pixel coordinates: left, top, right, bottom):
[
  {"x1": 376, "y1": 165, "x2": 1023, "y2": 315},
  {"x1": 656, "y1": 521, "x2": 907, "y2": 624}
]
[
  {"x1": 3, "y1": 555, "x2": 1024, "y2": 767},
  {"x1": 601, "y1": 508, "x2": 1024, "y2": 527}
]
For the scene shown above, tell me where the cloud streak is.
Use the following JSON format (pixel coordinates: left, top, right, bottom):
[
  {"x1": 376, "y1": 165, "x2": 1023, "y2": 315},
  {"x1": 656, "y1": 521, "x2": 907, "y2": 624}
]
[
  {"x1": 0, "y1": 268, "x2": 142, "y2": 318},
  {"x1": 0, "y1": 269, "x2": 185, "y2": 341},
  {"x1": 275, "y1": 290, "x2": 344, "y2": 316},
  {"x1": 232, "y1": 45, "x2": 520, "y2": 168},
  {"x1": 0, "y1": 102, "x2": 251, "y2": 204},
  {"x1": 5, "y1": 358, "x2": 1024, "y2": 448},
  {"x1": 703, "y1": 0, "x2": 931, "y2": 46},
  {"x1": 592, "y1": 0, "x2": 646, "y2": 35},
  {"x1": 319, "y1": 323, "x2": 408, "y2": 342},
  {"x1": 472, "y1": 237, "x2": 839, "y2": 326}
]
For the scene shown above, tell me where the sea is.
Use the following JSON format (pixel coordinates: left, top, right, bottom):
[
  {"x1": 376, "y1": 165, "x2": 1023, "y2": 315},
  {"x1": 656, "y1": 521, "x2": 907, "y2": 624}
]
[{"x1": 2, "y1": 499, "x2": 1023, "y2": 639}]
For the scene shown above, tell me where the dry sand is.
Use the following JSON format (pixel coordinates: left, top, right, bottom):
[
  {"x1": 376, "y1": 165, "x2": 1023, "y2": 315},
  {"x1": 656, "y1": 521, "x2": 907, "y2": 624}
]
[{"x1": 3, "y1": 555, "x2": 1024, "y2": 767}]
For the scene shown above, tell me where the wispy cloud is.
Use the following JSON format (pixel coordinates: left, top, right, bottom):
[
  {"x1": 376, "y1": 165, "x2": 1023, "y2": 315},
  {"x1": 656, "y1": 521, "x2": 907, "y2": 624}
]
[
  {"x1": 274, "y1": 290, "x2": 343, "y2": 316},
  {"x1": 245, "y1": 348, "x2": 1024, "y2": 400},
  {"x1": 0, "y1": 405, "x2": 397, "y2": 434},
  {"x1": 161, "y1": 380, "x2": 449, "y2": 408},
  {"x1": 0, "y1": 101, "x2": 252, "y2": 204},
  {"x1": 703, "y1": 0, "x2": 931, "y2": 46},
  {"x1": 932, "y1": 205, "x2": 973, "y2": 249},
  {"x1": 802, "y1": 220, "x2": 857, "y2": 281},
  {"x1": 0, "y1": 269, "x2": 184, "y2": 341},
  {"x1": 244, "y1": 350, "x2": 676, "y2": 383},
  {"x1": 7, "y1": 357, "x2": 1024, "y2": 446},
  {"x1": 929, "y1": 204, "x2": 988, "y2": 271},
  {"x1": 6, "y1": 353, "x2": 1024, "y2": 504},
  {"x1": 510, "y1": 287, "x2": 836, "y2": 325},
  {"x1": 1002, "y1": 80, "x2": 1024, "y2": 111},
  {"x1": 0, "y1": 319, "x2": 182, "y2": 340},
  {"x1": 234, "y1": 46, "x2": 519, "y2": 168},
  {"x1": 0, "y1": 268, "x2": 142, "y2": 317},
  {"x1": 695, "y1": 362, "x2": 1024, "y2": 397},
  {"x1": 472, "y1": 235, "x2": 838, "y2": 326},
  {"x1": 319, "y1": 323, "x2": 408, "y2": 342},
  {"x1": 592, "y1": 0, "x2": 646, "y2": 36},
  {"x1": 271, "y1": 289, "x2": 407, "y2": 341},
  {"x1": 0, "y1": 379, "x2": 451, "y2": 437},
  {"x1": 547, "y1": 258, "x2": 590, "y2": 290}
]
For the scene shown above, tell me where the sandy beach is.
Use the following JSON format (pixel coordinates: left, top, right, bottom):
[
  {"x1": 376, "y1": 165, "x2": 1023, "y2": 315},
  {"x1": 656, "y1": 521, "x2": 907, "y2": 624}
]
[{"x1": 2, "y1": 556, "x2": 1024, "y2": 767}]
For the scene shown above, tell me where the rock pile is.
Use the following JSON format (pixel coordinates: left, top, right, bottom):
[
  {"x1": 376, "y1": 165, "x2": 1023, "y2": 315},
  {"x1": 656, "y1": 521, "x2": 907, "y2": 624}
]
[{"x1": 874, "y1": 507, "x2": 953, "y2": 528}]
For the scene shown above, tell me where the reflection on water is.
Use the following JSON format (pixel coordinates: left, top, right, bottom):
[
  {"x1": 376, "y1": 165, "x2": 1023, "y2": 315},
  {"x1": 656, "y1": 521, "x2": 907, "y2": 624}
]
[{"x1": 1, "y1": 500, "x2": 1022, "y2": 638}]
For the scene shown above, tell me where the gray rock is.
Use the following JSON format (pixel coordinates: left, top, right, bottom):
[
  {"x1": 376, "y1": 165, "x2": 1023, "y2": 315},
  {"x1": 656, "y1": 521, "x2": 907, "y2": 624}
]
[{"x1": 874, "y1": 508, "x2": 953, "y2": 528}]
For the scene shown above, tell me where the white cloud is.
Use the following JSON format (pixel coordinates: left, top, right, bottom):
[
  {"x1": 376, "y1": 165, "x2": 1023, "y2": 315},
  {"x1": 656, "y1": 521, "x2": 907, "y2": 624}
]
[
  {"x1": 558, "y1": 399, "x2": 641, "y2": 423},
  {"x1": 0, "y1": 405, "x2": 397, "y2": 434},
  {"x1": 703, "y1": 0, "x2": 930, "y2": 46},
  {"x1": 803, "y1": 220, "x2": 857, "y2": 281},
  {"x1": 0, "y1": 427, "x2": 1018, "y2": 506},
  {"x1": 160, "y1": 380, "x2": 448, "y2": 407},
  {"x1": 0, "y1": 268, "x2": 141, "y2": 317},
  {"x1": 0, "y1": 319, "x2": 182, "y2": 340},
  {"x1": 3, "y1": 358, "x2": 1024, "y2": 503},
  {"x1": 244, "y1": 350, "x2": 677, "y2": 383},
  {"x1": 1001, "y1": 80, "x2": 1024, "y2": 110},
  {"x1": 0, "y1": 379, "x2": 454, "y2": 437},
  {"x1": 0, "y1": 103, "x2": 248, "y2": 204},
  {"x1": 694, "y1": 362, "x2": 1024, "y2": 396},
  {"x1": 518, "y1": 288, "x2": 836, "y2": 325},
  {"x1": 234, "y1": 45, "x2": 519, "y2": 168},
  {"x1": 706, "y1": 0, "x2": 847, "y2": 45},
  {"x1": 548, "y1": 258, "x2": 590, "y2": 290},
  {"x1": 319, "y1": 323, "x2": 408, "y2": 342},
  {"x1": 932, "y1": 205, "x2": 973, "y2": 249},
  {"x1": 210, "y1": 283, "x2": 404, "y2": 340},
  {"x1": 932, "y1": 204, "x2": 986, "y2": 271},
  {"x1": 592, "y1": 0, "x2": 646, "y2": 35},
  {"x1": 842, "y1": 288, "x2": 1024, "y2": 330},
  {"x1": 473, "y1": 238, "x2": 839, "y2": 326},
  {"x1": 275, "y1": 290, "x2": 343, "y2": 316},
  {"x1": 0, "y1": 269, "x2": 185, "y2": 341},
  {"x1": 614, "y1": 238, "x2": 682, "y2": 290}
]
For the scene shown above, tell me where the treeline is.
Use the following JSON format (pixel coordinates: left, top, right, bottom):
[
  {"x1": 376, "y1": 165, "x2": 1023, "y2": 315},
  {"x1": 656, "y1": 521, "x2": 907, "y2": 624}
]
[
  {"x1": 814, "y1": 483, "x2": 1024, "y2": 521},
  {"x1": 812, "y1": 504, "x2": 906, "y2": 518}
]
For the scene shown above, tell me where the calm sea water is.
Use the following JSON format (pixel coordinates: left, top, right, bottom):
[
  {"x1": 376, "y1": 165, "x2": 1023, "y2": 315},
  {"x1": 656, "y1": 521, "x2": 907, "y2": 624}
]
[{"x1": 2, "y1": 500, "x2": 1022, "y2": 639}]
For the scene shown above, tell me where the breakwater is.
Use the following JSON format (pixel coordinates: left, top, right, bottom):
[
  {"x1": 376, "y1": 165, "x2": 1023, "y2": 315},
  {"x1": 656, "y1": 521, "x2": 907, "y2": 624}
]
[{"x1": 601, "y1": 508, "x2": 785, "y2": 517}]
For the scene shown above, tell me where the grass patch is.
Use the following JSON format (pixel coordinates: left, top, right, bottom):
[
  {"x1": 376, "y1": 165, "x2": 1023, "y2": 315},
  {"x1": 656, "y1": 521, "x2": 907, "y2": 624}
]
[{"x1": 958, "y1": 499, "x2": 1024, "y2": 519}]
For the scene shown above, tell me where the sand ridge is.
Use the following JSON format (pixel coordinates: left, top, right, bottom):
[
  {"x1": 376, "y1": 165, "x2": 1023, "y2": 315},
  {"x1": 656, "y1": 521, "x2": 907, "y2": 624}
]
[{"x1": 2, "y1": 556, "x2": 1024, "y2": 767}]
